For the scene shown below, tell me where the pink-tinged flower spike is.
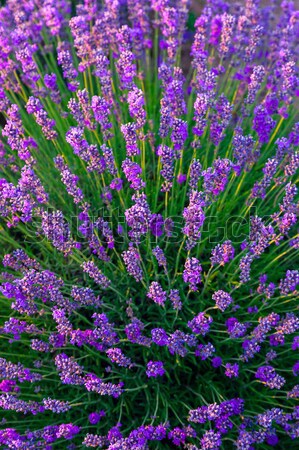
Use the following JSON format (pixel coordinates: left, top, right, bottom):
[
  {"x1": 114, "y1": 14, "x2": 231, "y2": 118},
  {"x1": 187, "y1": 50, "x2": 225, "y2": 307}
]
[
  {"x1": 167, "y1": 330, "x2": 197, "y2": 357},
  {"x1": 0, "y1": 164, "x2": 48, "y2": 226},
  {"x1": 81, "y1": 261, "x2": 111, "y2": 289},
  {"x1": 57, "y1": 423, "x2": 81, "y2": 440},
  {"x1": 125, "y1": 318, "x2": 151, "y2": 347},
  {"x1": 169, "y1": 289, "x2": 182, "y2": 311},
  {"x1": 146, "y1": 361, "x2": 165, "y2": 378},
  {"x1": 127, "y1": 0, "x2": 151, "y2": 55},
  {"x1": 3, "y1": 249, "x2": 41, "y2": 272},
  {"x1": 121, "y1": 123, "x2": 140, "y2": 156},
  {"x1": 251, "y1": 158, "x2": 279, "y2": 199},
  {"x1": 152, "y1": 246, "x2": 167, "y2": 270},
  {"x1": 84, "y1": 374, "x2": 124, "y2": 398},
  {"x1": 40, "y1": 2, "x2": 69, "y2": 37},
  {"x1": 287, "y1": 385, "x2": 299, "y2": 399},
  {"x1": 232, "y1": 126, "x2": 256, "y2": 171},
  {"x1": 0, "y1": 380, "x2": 18, "y2": 393},
  {"x1": 44, "y1": 73, "x2": 61, "y2": 104},
  {"x1": 18, "y1": 163, "x2": 49, "y2": 204},
  {"x1": 42, "y1": 398, "x2": 71, "y2": 413},
  {"x1": 91, "y1": 97, "x2": 113, "y2": 140},
  {"x1": 76, "y1": 89, "x2": 96, "y2": 130},
  {"x1": 101, "y1": 144, "x2": 117, "y2": 176},
  {"x1": 0, "y1": 358, "x2": 41, "y2": 384},
  {"x1": 188, "y1": 313, "x2": 213, "y2": 336},
  {"x1": 189, "y1": 159, "x2": 202, "y2": 190},
  {"x1": 117, "y1": 25, "x2": 133, "y2": 55},
  {"x1": 122, "y1": 158, "x2": 145, "y2": 190},
  {"x1": 211, "y1": 240, "x2": 235, "y2": 266},
  {"x1": 54, "y1": 156, "x2": 84, "y2": 204},
  {"x1": 219, "y1": 13, "x2": 235, "y2": 55},
  {"x1": 257, "y1": 274, "x2": 276, "y2": 299},
  {"x1": 226, "y1": 318, "x2": 248, "y2": 339},
  {"x1": 93, "y1": 51, "x2": 114, "y2": 105},
  {"x1": 171, "y1": 118, "x2": 188, "y2": 156},
  {"x1": 281, "y1": 59, "x2": 299, "y2": 106},
  {"x1": 127, "y1": 86, "x2": 146, "y2": 128},
  {"x1": 195, "y1": 343, "x2": 215, "y2": 360},
  {"x1": 122, "y1": 243, "x2": 144, "y2": 282},
  {"x1": 277, "y1": 207, "x2": 297, "y2": 240},
  {"x1": 147, "y1": 282, "x2": 167, "y2": 306},
  {"x1": 57, "y1": 41, "x2": 79, "y2": 92},
  {"x1": 224, "y1": 363, "x2": 239, "y2": 378},
  {"x1": 279, "y1": 270, "x2": 299, "y2": 295},
  {"x1": 116, "y1": 50, "x2": 137, "y2": 91},
  {"x1": 210, "y1": 94, "x2": 232, "y2": 146},
  {"x1": 253, "y1": 105, "x2": 276, "y2": 144},
  {"x1": 191, "y1": 14, "x2": 209, "y2": 69},
  {"x1": 203, "y1": 158, "x2": 232, "y2": 199},
  {"x1": 212, "y1": 290, "x2": 233, "y2": 312},
  {"x1": 2, "y1": 104, "x2": 35, "y2": 161},
  {"x1": 168, "y1": 426, "x2": 197, "y2": 447},
  {"x1": 255, "y1": 366, "x2": 286, "y2": 390},
  {"x1": 1, "y1": 317, "x2": 40, "y2": 342},
  {"x1": 201, "y1": 430, "x2": 222, "y2": 450},
  {"x1": 26, "y1": 97, "x2": 57, "y2": 140},
  {"x1": 125, "y1": 193, "x2": 152, "y2": 243},
  {"x1": 188, "y1": 398, "x2": 244, "y2": 424},
  {"x1": 157, "y1": 144, "x2": 175, "y2": 192},
  {"x1": 53, "y1": 307, "x2": 73, "y2": 338},
  {"x1": 182, "y1": 191, "x2": 206, "y2": 250},
  {"x1": 66, "y1": 127, "x2": 106, "y2": 174},
  {"x1": 151, "y1": 328, "x2": 168, "y2": 346},
  {"x1": 248, "y1": 216, "x2": 275, "y2": 257},
  {"x1": 158, "y1": 6, "x2": 179, "y2": 63},
  {"x1": 245, "y1": 65, "x2": 265, "y2": 105},
  {"x1": 0, "y1": 393, "x2": 42, "y2": 415},
  {"x1": 193, "y1": 93, "x2": 210, "y2": 137},
  {"x1": 280, "y1": 183, "x2": 297, "y2": 214},
  {"x1": 54, "y1": 353, "x2": 85, "y2": 386},
  {"x1": 69, "y1": 15, "x2": 93, "y2": 72},
  {"x1": 150, "y1": 214, "x2": 164, "y2": 237},
  {"x1": 0, "y1": 88, "x2": 10, "y2": 113},
  {"x1": 239, "y1": 253, "x2": 254, "y2": 283},
  {"x1": 30, "y1": 339, "x2": 50, "y2": 353},
  {"x1": 285, "y1": 151, "x2": 299, "y2": 177},
  {"x1": 83, "y1": 433, "x2": 108, "y2": 447},
  {"x1": 244, "y1": 24, "x2": 264, "y2": 62},
  {"x1": 158, "y1": 66, "x2": 187, "y2": 138},
  {"x1": 92, "y1": 313, "x2": 119, "y2": 349},
  {"x1": 106, "y1": 348, "x2": 133, "y2": 368},
  {"x1": 41, "y1": 210, "x2": 78, "y2": 256},
  {"x1": 15, "y1": 42, "x2": 39, "y2": 88},
  {"x1": 183, "y1": 257, "x2": 202, "y2": 291}
]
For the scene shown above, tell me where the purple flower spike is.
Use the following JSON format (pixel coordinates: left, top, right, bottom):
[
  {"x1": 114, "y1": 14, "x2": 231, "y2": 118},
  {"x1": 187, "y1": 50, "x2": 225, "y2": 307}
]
[{"x1": 146, "y1": 361, "x2": 165, "y2": 378}]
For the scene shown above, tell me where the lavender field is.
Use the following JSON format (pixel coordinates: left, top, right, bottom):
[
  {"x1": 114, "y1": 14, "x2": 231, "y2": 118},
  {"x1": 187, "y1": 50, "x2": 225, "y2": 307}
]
[{"x1": 0, "y1": 0, "x2": 299, "y2": 449}]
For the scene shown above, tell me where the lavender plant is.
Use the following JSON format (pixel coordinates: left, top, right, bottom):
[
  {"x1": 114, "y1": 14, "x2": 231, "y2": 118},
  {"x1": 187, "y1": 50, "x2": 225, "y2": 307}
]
[{"x1": 0, "y1": 0, "x2": 299, "y2": 448}]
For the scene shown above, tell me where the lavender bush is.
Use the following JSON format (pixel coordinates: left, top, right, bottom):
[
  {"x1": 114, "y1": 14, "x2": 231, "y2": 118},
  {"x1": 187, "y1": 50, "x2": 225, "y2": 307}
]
[{"x1": 0, "y1": 0, "x2": 299, "y2": 448}]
